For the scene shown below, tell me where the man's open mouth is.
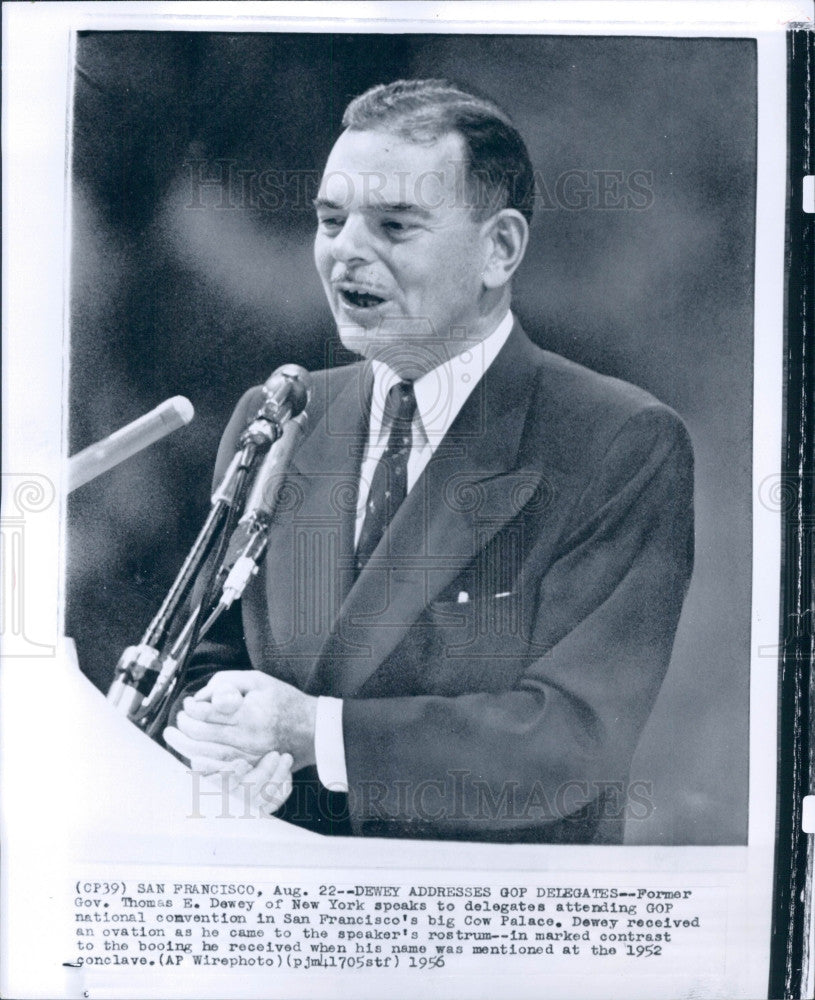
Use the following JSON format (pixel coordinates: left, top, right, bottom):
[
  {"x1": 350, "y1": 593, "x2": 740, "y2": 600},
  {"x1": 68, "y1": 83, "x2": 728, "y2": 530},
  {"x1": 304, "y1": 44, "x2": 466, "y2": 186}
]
[{"x1": 339, "y1": 288, "x2": 386, "y2": 309}]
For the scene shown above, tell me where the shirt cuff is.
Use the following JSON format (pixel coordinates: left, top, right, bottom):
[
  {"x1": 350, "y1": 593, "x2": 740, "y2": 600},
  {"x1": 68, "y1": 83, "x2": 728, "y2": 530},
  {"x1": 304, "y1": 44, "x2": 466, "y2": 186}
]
[{"x1": 314, "y1": 696, "x2": 349, "y2": 792}]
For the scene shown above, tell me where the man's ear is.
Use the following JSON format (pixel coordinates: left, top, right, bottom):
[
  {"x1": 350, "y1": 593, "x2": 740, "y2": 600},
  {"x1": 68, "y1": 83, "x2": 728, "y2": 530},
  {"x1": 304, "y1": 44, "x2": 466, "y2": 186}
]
[{"x1": 481, "y1": 209, "x2": 529, "y2": 289}]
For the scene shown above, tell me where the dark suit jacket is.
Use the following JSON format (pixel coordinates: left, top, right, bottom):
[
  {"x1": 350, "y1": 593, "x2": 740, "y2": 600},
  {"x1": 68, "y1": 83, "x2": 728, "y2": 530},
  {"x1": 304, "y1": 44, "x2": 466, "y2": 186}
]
[{"x1": 180, "y1": 322, "x2": 694, "y2": 844}]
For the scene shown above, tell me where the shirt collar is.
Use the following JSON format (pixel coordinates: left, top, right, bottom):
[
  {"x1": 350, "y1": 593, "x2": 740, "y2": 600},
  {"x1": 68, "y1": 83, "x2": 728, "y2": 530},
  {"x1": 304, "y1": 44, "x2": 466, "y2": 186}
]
[{"x1": 368, "y1": 311, "x2": 514, "y2": 446}]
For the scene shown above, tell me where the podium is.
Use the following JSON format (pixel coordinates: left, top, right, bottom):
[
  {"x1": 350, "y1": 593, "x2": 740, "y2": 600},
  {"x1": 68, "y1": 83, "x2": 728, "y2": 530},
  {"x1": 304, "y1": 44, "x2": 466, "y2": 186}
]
[
  {"x1": 1, "y1": 639, "x2": 316, "y2": 861},
  {"x1": 0, "y1": 641, "x2": 320, "y2": 999}
]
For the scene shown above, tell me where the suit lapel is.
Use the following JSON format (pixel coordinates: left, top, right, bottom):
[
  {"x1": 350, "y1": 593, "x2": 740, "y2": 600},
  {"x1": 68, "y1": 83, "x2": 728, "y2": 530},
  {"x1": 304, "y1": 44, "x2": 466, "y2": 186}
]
[{"x1": 307, "y1": 322, "x2": 545, "y2": 696}]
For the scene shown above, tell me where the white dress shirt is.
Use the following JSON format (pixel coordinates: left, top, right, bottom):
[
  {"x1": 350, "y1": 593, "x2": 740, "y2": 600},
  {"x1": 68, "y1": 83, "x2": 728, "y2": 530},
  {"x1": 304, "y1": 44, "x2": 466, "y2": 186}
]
[{"x1": 314, "y1": 311, "x2": 515, "y2": 791}]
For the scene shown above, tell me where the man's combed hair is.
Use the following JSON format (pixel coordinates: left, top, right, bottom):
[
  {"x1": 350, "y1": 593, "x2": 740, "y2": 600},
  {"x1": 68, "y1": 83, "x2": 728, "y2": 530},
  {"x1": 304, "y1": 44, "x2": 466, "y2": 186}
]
[{"x1": 342, "y1": 79, "x2": 535, "y2": 225}]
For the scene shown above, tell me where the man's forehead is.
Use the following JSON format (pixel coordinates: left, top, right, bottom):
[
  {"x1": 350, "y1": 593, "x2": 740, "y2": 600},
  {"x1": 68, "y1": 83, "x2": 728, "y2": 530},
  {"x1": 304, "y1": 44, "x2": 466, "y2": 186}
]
[{"x1": 317, "y1": 127, "x2": 466, "y2": 208}]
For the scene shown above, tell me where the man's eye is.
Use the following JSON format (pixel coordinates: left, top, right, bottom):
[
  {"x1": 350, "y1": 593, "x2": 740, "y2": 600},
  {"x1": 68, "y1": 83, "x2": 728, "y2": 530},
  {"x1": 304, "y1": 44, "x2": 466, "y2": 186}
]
[
  {"x1": 318, "y1": 217, "x2": 344, "y2": 233},
  {"x1": 382, "y1": 219, "x2": 412, "y2": 235}
]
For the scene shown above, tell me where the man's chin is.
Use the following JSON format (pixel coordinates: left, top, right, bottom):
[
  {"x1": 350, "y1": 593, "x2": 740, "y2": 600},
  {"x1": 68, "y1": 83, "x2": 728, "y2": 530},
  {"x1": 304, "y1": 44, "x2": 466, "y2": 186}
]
[
  {"x1": 337, "y1": 330, "x2": 444, "y2": 376},
  {"x1": 336, "y1": 320, "x2": 378, "y2": 357},
  {"x1": 336, "y1": 320, "x2": 453, "y2": 376}
]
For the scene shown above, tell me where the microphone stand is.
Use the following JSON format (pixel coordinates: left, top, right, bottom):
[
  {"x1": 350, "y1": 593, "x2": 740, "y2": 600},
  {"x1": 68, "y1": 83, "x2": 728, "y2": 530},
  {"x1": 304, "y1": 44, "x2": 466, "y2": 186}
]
[
  {"x1": 106, "y1": 447, "x2": 256, "y2": 720},
  {"x1": 106, "y1": 364, "x2": 309, "y2": 736},
  {"x1": 139, "y1": 412, "x2": 308, "y2": 738}
]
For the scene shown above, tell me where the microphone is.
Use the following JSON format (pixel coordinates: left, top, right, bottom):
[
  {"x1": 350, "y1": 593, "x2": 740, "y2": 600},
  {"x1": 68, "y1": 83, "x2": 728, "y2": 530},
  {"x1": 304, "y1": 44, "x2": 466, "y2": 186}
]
[
  {"x1": 239, "y1": 364, "x2": 309, "y2": 449},
  {"x1": 215, "y1": 370, "x2": 310, "y2": 611},
  {"x1": 240, "y1": 410, "x2": 309, "y2": 528},
  {"x1": 212, "y1": 364, "x2": 309, "y2": 504},
  {"x1": 68, "y1": 396, "x2": 194, "y2": 492}
]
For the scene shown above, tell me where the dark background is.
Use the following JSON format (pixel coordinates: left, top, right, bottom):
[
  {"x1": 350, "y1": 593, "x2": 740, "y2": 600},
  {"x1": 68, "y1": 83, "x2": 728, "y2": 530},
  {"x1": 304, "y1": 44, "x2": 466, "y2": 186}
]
[{"x1": 66, "y1": 32, "x2": 756, "y2": 845}]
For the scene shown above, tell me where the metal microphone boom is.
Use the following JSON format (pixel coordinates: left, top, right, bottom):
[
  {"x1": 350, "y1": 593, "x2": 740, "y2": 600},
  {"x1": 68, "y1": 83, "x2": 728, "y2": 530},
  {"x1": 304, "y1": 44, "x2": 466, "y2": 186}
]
[{"x1": 106, "y1": 364, "x2": 309, "y2": 731}]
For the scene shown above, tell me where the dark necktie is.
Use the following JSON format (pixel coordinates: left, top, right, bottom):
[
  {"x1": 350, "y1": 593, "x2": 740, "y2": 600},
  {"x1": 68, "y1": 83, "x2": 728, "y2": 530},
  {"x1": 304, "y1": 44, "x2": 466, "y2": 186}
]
[{"x1": 355, "y1": 380, "x2": 417, "y2": 574}]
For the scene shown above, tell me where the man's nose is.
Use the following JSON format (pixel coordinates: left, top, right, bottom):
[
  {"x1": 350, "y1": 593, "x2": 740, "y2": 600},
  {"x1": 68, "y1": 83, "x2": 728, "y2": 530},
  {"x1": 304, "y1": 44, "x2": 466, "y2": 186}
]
[{"x1": 330, "y1": 213, "x2": 374, "y2": 265}]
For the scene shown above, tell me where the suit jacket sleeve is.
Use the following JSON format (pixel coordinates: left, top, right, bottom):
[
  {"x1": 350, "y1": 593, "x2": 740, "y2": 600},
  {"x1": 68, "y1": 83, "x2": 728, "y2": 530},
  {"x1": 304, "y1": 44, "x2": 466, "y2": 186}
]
[{"x1": 340, "y1": 405, "x2": 694, "y2": 839}]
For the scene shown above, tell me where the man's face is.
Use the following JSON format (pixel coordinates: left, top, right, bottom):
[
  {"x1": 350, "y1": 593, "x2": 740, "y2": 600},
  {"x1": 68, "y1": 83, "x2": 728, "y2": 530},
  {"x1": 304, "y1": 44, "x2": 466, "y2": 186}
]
[{"x1": 314, "y1": 128, "x2": 492, "y2": 374}]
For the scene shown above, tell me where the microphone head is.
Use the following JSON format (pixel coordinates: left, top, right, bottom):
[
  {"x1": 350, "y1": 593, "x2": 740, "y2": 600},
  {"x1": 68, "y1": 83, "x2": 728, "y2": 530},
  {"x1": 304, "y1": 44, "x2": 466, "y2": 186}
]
[
  {"x1": 165, "y1": 395, "x2": 195, "y2": 427},
  {"x1": 273, "y1": 363, "x2": 309, "y2": 382},
  {"x1": 260, "y1": 364, "x2": 309, "y2": 420}
]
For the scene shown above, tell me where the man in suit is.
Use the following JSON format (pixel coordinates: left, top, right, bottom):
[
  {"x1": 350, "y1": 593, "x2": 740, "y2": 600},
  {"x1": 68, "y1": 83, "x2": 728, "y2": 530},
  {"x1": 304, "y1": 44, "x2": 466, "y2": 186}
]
[{"x1": 164, "y1": 79, "x2": 694, "y2": 843}]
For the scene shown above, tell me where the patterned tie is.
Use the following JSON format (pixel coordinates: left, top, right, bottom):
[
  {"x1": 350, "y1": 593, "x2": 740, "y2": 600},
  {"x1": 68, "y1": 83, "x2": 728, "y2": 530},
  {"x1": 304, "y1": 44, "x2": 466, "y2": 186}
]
[{"x1": 355, "y1": 380, "x2": 417, "y2": 574}]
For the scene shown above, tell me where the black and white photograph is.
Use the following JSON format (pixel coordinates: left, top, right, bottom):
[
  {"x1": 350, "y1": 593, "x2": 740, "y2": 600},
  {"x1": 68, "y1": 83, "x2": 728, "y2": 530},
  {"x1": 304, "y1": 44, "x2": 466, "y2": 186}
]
[
  {"x1": 1, "y1": 3, "x2": 806, "y2": 998},
  {"x1": 66, "y1": 28, "x2": 757, "y2": 846}
]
